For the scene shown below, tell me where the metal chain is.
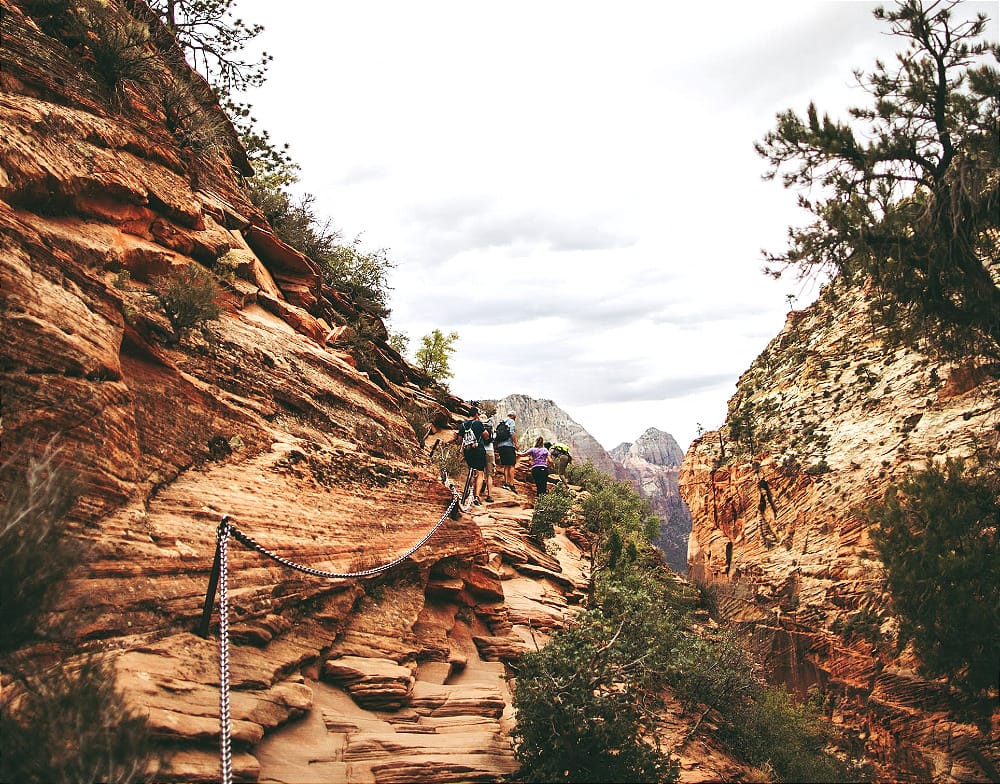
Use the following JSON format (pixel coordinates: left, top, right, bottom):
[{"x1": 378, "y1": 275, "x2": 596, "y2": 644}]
[
  {"x1": 228, "y1": 492, "x2": 459, "y2": 579},
  {"x1": 210, "y1": 491, "x2": 458, "y2": 784}
]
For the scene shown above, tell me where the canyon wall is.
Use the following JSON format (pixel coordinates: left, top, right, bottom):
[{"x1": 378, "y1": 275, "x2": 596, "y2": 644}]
[{"x1": 679, "y1": 279, "x2": 1000, "y2": 782}]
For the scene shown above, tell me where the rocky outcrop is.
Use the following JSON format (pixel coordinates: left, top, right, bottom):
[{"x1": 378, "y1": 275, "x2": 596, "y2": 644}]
[
  {"x1": 610, "y1": 428, "x2": 691, "y2": 572},
  {"x1": 679, "y1": 279, "x2": 1000, "y2": 782}
]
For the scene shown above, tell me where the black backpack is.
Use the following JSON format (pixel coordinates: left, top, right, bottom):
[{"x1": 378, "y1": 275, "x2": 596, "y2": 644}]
[{"x1": 495, "y1": 420, "x2": 511, "y2": 442}]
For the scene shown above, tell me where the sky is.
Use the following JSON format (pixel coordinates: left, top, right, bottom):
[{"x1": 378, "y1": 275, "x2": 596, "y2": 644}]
[{"x1": 233, "y1": 1, "x2": 997, "y2": 451}]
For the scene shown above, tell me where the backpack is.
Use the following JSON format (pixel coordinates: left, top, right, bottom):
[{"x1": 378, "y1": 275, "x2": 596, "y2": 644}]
[
  {"x1": 482, "y1": 425, "x2": 493, "y2": 445},
  {"x1": 495, "y1": 420, "x2": 511, "y2": 442},
  {"x1": 460, "y1": 422, "x2": 479, "y2": 452}
]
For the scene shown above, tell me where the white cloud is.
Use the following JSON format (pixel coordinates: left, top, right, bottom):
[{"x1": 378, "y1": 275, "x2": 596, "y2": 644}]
[{"x1": 236, "y1": 0, "x2": 998, "y2": 450}]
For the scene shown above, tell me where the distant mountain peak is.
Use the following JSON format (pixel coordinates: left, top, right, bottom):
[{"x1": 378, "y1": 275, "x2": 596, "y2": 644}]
[{"x1": 612, "y1": 428, "x2": 684, "y2": 467}]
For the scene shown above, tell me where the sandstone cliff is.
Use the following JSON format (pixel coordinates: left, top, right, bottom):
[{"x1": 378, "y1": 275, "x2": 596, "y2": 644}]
[
  {"x1": 0, "y1": 2, "x2": 520, "y2": 778},
  {"x1": 679, "y1": 278, "x2": 1000, "y2": 782},
  {"x1": 610, "y1": 428, "x2": 691, "y2": 573}
]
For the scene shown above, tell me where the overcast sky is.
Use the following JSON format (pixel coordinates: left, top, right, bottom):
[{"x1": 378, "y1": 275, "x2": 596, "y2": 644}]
[{"x1": 234, "y1": 1, "x2": 996, "y2": 450}]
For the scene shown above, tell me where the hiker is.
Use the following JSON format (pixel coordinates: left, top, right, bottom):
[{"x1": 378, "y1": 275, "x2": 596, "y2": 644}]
[
  {"x1": 549, "y1": 442, "x2": 572, "y2": 483},
  {"x1": 456, "y1": 406, "x2": 487, "y2": 505},
  {"x1": 494, "y1": 411, "x2": 518, "y2": 491},
  {"x1": 520, "y1": 436, "x2": 552, "y2": 497},
  {"x1": 480, "y1": 417, "x2": 495, "y2": 503}
]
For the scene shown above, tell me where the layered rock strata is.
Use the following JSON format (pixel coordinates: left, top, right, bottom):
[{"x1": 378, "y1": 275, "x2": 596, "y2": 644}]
[{"x1": 680, "y1": 279, "x2": 1000, "y2": 782}]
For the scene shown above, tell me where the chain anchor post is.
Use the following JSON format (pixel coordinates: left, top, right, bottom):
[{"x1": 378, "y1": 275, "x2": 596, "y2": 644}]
[{"x1": 198, "y1": 515, "x2": 230, "y2": 638}]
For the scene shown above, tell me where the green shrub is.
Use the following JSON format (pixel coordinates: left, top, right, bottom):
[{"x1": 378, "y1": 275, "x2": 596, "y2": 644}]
[
  {"x1": 865, "y1": 457, "x2": 999, "y2": 695},
  {"x1": 511, "y1": 606, "x2": 680, "y2": 783},
  {"x1": 724, "y1": 687, "x2": 852, "y2": 783},
  {"x1": 0, "y1": 441, "x2": 77, "y2": 654},
  {"x1": 157, "y1": 72, "x2": 230, "y2": 157},
  {"x1": 0, "y1": 656, "x2": 159, "y2": 784},
  {"x1": 318, "y1": 238, "x2": 395, "y2": 319},
  {"x1": 666, "y1": 629, "x2": 757, "y2": 713},
  {"x1": 565, "y1": 460, "x2": 613, "y2": 492},
  {"x1": 512, "y1": 541, "x2": 691, "y2": 782},
  {"x1": 74, "y1": 1, "x2": 159, "y2": 104},
  {"x1": 153, "y1": 264, "x2": 222, "y2": 330},
  {"x1": 579, "y1": 481, "x2": 659, "y2": 544},
  {"x1": 529, "y1": 483, "x2": 573, "y2": 539}
]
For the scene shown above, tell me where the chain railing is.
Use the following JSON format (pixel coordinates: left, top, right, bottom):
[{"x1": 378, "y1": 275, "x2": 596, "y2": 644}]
[{"x1": 199, "y1": 489, "x2": 459, "y2": 784}]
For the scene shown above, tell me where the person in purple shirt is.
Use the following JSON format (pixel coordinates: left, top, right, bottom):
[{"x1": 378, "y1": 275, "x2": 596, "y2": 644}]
[{"x1": 519, "y1": 436, "x2": 552, "y2": 497}]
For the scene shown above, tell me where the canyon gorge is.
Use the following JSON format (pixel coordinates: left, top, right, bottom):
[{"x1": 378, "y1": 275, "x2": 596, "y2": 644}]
[{"x1": 1, "y1": 1, "x2": 997, "y2": 782}]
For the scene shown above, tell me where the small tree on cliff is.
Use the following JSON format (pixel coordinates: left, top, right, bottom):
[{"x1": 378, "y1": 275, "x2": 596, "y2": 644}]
[
  {"x1": 865, "y1": 457, "x2": 999, "y2": 695},
  {"x1": 414, "y1": 329, "x2": 459, "y2": 385},
  {"x1": 142, "y1": 0, "x2": 297, "y2": 184},
  {"x1": 145, "y1": 0, "x2": 271, "y2": 96},
  {"x1": 756, "y1": 0, "x2": 1000, "y2": 359}
]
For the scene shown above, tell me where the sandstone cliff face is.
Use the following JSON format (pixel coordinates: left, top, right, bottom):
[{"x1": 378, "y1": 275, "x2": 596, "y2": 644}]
[
  {"x1": 610, "y1": 428, "x2": 691, "y2": 572},
  {"x1": 679, "y1": 279, "x2": 1000, "y2": 782}
]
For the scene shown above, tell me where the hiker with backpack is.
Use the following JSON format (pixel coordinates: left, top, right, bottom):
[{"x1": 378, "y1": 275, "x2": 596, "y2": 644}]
[
  {"x1": 494, "y1": 411, "x2": 518, "y2": 491},
  {"x1": 457, "y1": 406, "x2": 487, "y2": 505},
  {"x1": 480, "y1": 417, "x2": 495, "y2": 503},
  {"x1": 549, "y1": 442, "x2": 572, "y2": 483}
]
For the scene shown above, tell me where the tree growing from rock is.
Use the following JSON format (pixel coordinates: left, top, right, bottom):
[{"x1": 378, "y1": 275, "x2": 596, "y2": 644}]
[
  {"x1": 145, "y1": 0, "x2": 271, "y2": 95},
  {"x1": 756, "y1": 0, "x2": 1000, "y2": 359},
  {"x1": 415, "y1": 329, "x2": 459, "y2": 385},
  {"x1": 866, "y1": 457, "x2": 1000, "y2": 695}
]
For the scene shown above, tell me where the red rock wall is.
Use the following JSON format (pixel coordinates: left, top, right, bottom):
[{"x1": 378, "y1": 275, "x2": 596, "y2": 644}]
[
  {"x1": 680, "y1": 280, "x2": 1000, "y2": 782},
  {"x1": 0, "y1": 3, "x2": 502, "y2": 779}
]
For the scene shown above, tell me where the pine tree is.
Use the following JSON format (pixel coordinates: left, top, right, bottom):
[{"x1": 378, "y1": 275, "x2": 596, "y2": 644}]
[
  {"x1": 756, "y1": 0, "x2": 999, "y2": 358},
  {"x1": 866, "y1": 458, "x2": 999, "y2": 695}
]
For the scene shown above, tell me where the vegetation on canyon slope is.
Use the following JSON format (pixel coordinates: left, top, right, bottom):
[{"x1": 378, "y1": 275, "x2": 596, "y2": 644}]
[
  {"x1": 866, "y1": 456, "x2": 1000, "y2": 697},
  {"x1": 513, "y1": 465, "x2": 855, "y2": 783},
  {"x1": 0, "y1": 445, "x2": 159, "y2": 784}
]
